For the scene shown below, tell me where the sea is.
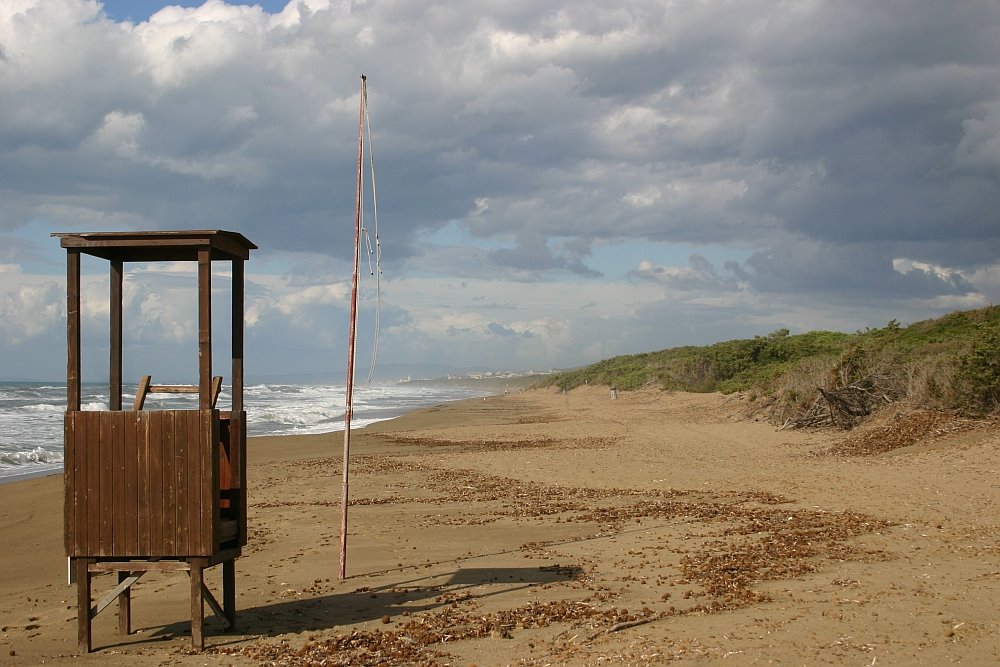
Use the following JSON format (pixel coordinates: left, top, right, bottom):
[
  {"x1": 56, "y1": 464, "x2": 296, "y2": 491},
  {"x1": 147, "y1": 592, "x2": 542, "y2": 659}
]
[{"x1": 0, "y1": 380, "x2": 496, "y2": 482}]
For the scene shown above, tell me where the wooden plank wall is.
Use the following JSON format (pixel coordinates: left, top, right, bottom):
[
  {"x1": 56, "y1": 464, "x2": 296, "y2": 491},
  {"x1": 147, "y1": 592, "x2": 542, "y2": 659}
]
[{"x1": 64, "y1": 410, "x2": 220, "y2": 558}]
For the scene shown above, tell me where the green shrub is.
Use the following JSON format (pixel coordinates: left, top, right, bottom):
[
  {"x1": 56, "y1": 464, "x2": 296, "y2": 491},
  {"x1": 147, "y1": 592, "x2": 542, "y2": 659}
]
[
  {"x1": 953, "y1": 326, "x2": 1000, "y2": 415},
  {"x1": 537, "y1": 306, "x2": 1000, "y2": 416}
]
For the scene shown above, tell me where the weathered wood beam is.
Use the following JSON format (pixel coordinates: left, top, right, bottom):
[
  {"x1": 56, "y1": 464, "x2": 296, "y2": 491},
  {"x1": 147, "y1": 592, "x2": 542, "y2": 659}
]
[
  {"x1": 110, "y1": 258, "x2": 123, "y2": 410},
  {"x1": 198, "y1": 248, "x2": 212, "y2": 410},
  {"x1": 232, "y1": 259, "x2": 244, "y2": 414},
  {"x1": 132, "y1": 375, "x2": 152, "y2": 410},
  {"x1": 201, "y1": 582, "x2": 232, "y2": 629},
  {"x1": 67, "y1": 250, "x2": 81, "y2": 411},
  {"x1": 91, "y1": 572, "x2": 144, "y2": 618}
]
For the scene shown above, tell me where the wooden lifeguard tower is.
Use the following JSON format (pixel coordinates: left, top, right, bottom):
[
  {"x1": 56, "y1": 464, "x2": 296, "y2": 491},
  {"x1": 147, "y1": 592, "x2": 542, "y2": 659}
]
[{"x1": 54, "y1": 230, "x2": 257, "y2": 652}]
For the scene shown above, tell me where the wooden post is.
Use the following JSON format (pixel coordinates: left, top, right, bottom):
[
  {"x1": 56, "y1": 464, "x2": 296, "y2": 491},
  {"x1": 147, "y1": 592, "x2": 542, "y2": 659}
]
[
  {"x1": 75, "y1": 558, "x2": 91, "y2": 653},
  {"x1": 232, "y1": 259, "x2": 244, "y2": 415},
  {"x1": 67, "y1": 250, "x2": 81, "y2": 411},
  {"x1": 198, "y1": 249, "x2": 212, "y2": 410},
  {"x1": 223, "y1": 558, "x2": 236, "y2": 627},
  {"x1": 110, "y1": 258, "x2": 124, "y2": 410},
  {"x1": 190, "y1": 558, "x2": 206, "y2": 650},
  {"x1": 68, "y1": 252, "x2": 84, "y2": 647},
  {"x1": 117, "y1": 570, "x2": 131, "y2": 635},
  {"x1": 64, "y1": 248, "x2": 81, "y2": 559}
]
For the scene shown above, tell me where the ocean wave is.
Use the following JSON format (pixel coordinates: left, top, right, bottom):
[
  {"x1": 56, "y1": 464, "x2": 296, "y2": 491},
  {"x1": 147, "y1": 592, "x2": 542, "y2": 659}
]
[
  {"x1": 252, "y1": 407, "x2": 344, "y2": 426},
  {"x1": 0, "y1": 447, "x2": 64, "y2": 467},
  {"x1": 248, "y1": 384, "x2": 310, "y2": 396},
  {"x1": 0, "y1": 381, "x2": 496, "y2": 472},
  {"x1": 20, "y1": 402, "x2": 63, "y2": 413}
]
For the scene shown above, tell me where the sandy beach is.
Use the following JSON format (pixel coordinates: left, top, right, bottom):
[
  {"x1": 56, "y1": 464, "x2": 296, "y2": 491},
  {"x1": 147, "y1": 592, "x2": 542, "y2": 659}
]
[{"x1": 1, "y1": 386, "x2": 998, "y2": 665}]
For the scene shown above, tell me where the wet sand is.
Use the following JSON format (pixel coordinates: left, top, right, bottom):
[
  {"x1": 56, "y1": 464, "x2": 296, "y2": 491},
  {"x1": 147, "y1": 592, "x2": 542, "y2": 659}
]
[{"x1": 1, "y1": 386, "x2": 998, "y2": 665}]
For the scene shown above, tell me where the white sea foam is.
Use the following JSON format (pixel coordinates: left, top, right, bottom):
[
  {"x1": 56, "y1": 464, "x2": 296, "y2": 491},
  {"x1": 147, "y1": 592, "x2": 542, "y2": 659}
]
[
  {"x1": 0, "y1": 380, "x2": 492, "y2": 480},
  {"x1": 0, "y1": 446, "x2": 63, "y2": 466}
]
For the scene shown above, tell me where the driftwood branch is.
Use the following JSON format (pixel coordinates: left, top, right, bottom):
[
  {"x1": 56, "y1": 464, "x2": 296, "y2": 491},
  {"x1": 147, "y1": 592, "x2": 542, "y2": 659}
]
[
  {"x1": 784, "y1": 374, "x2": 902, "y2": 430},
  {"x1": 587, "y1": 612, "x2": 665, "y2": 641}
]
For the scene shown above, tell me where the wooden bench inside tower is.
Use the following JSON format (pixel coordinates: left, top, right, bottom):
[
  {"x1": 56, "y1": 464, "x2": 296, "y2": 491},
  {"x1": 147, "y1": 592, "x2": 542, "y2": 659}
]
[{"x1": 53, "y1": 230, "x2": 257, "y2": 652}]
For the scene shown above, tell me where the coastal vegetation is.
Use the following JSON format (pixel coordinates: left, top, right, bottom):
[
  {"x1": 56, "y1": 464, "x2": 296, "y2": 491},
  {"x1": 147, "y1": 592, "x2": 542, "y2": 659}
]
[{"x1": 539, "y1": 306, "x2": 1000, "y2": 424}]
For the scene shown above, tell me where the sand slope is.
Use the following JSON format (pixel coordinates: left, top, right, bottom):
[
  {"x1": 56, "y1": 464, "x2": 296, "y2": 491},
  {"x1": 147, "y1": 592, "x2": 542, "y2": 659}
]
[{"x1": 1, "y1": 386, "x2": 998, "y2": 665}]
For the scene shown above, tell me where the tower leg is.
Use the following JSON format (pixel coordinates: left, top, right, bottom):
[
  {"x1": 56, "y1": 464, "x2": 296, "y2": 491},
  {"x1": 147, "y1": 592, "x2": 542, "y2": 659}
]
[
  {"x1": 117, "y1": 570, "x2": 131, "y2": 635},
  {"x1": 190, "y1": 558, "x2": 206, "y2": 650},
  {"x1": 223, "y1": 558, "x2": 236, "y2": 628},
  {"x1": 75, "y1": 558, "x2": 92, "y2": 653}
]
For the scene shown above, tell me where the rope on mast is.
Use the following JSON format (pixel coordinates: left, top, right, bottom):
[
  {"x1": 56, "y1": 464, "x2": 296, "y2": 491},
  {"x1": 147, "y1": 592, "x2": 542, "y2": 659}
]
[{"x1": 362, "y1": 81, "x2": 383, "y2": 384}]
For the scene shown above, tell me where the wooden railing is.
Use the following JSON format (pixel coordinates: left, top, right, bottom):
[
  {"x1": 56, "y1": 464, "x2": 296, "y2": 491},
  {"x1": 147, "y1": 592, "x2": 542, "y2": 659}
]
[{"x1": 132, "y1": 375, "x2": 222, "y2": 410}]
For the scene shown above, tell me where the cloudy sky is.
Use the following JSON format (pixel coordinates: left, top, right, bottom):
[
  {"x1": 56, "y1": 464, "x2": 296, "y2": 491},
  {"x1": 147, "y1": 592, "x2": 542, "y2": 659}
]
[{"x1": 2, "y1": 0, "x2": 999, "y2": 382}]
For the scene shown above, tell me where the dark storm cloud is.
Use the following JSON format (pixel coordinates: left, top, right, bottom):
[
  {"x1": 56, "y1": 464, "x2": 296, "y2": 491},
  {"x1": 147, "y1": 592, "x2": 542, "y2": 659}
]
[
  {"x1": 2, "y1": 0, "x2": 999, "y2": 296},
  {"x1": 489, "y1": 229, "x2": 603, "y2": 277},
  {"x1": 740, "y1": 241, "x2": 976, "y2": 299}
]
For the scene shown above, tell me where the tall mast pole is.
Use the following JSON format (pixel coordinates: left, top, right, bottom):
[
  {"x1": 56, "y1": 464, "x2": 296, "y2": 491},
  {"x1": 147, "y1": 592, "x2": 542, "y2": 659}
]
[{"x1": 340, "y1": 74, "x2": 366, "y2": 580}]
